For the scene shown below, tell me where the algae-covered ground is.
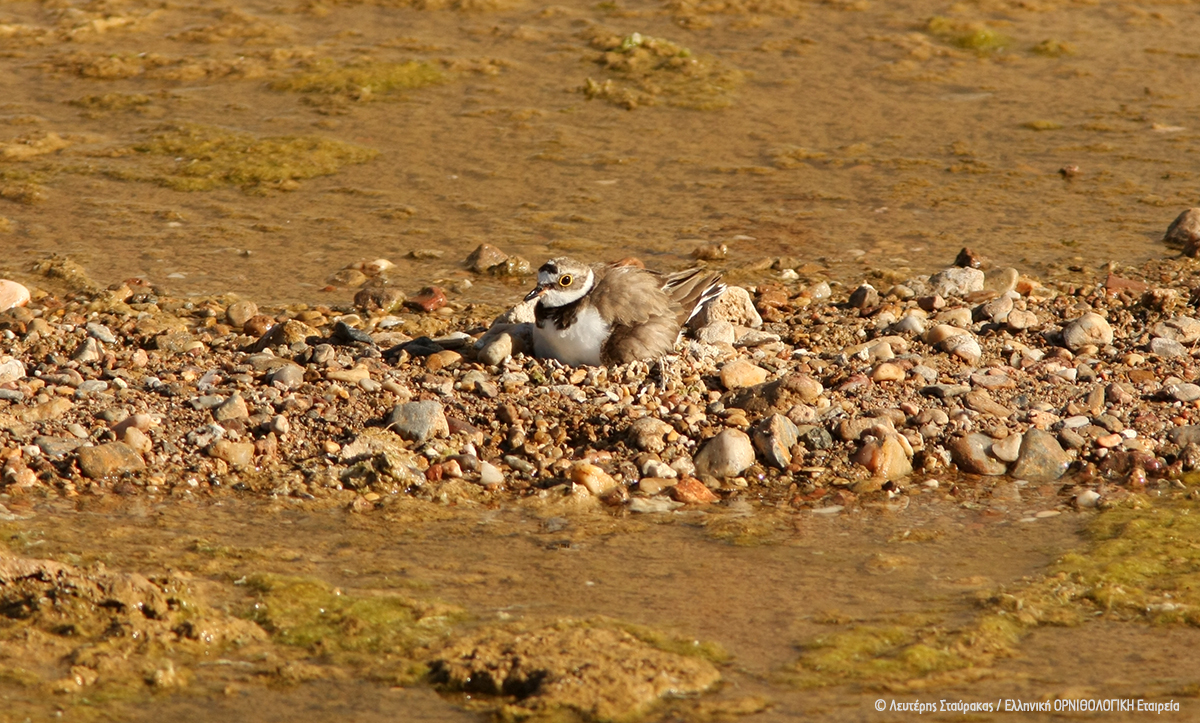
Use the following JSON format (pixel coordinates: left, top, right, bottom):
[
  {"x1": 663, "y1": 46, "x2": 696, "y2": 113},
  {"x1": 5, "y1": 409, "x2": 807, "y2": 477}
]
[{"x1": 1, "y1": 488, "x2": 1198, "y2": 721}]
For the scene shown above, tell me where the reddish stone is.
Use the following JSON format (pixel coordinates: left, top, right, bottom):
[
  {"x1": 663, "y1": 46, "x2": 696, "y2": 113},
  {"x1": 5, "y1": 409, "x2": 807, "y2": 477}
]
[
  {"x1": 406, "y1": 286, "x2": 447, "y2": 313},
  {"x1": 670, "y1": 477, "x2": 718, "y2": 504},
  {"x1": 756, "y1": 284, "x2": 790, "y2": 309},
  {"x1": 425, "y1": 463, "x2": 444, "y2": 482},
  {"x1": 1104, "y1": 273, "x2": 1148, "y2": 295},
  {"x1": 243, "y1": 315, "x2": 274, "y2": 337}
]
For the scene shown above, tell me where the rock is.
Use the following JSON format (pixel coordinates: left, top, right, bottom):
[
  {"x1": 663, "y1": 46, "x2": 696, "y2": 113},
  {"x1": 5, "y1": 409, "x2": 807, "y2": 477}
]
[
  {"x1": 1010, "y1": 428, "x2": 1070, "y2": 482},
  {"x1": 252, "y1": 320, "x2": 319, "y2": 351},
  {"x1": 226, "y1": 300, "x2": 258, "y2": 327},
  {"x1": 571, "y1": 462, "x2": 619, "y2": 496},
  {"x1": 695, "y1": 321, "x2": 736, "y2": 345},
  {"x1": 465, "y1": 243, "x2": 508, "y2": 273},
  {"x1": 941, "y1": 334, "x2": 981, "y2": 365},
  {"x1": 354, "y1": 286, "x2": 406, "y2": 313},
  {"x1": 1061, "y1": 312, "x2": 1113, "y2": 351},
  {"x1": 852, "y1": 435, "x2": 912, "y2": 481},
  {"x1": 213, "y1": 393, "x2": 248, "y2": 422},
  {"x1": 475, "y1": 324, "x2": 532, "y2": 366},
  {"x1": 929, "y1": 267, "x2": 984, "y2": 298},
  {"x1": 77, "y1": 442, "x2": 145, "y2": 478},
  {"x1": 921, "y1": 383, "x2": 970, "y2": 399},
  {"x1": 752, "y1": 414, "x2": 799, "y2": 469},
  {"x1": 891, "y1": 315, "x2": 926, "y2": 335},
  {"x1": 1006, "y1": 309, "x2": 1038, "y2": 331},
  {"x1": 963, "y1": 390, "x2": 1014, "y2": 418},
  {"x1": 799, "y1": 426, "x2": 833, "y2": 450},
  {"x1": 35, "y1": 436, "x2": 84, "y2": 459},
  {"x1": 628, "y1": 417, "x2": 673, "y2": 453},
  {"x1": 0, "y1": 356, "x2": 25, "y2": 384},
  {"x1": 1153, "y1": 315, "x2": 1200, "y2": 344},
  {"x1": 478, "y1": 461, "x2": 504, "y2": 487},
  {"x1": 983, "y1": 267, "x2": 1019, "y2": 295},
  {"x1": 948, "y1": 434, "x2": 1008, "y2": 475},
  {"x1": 406, "y1": 286, "x2": 447, "y2": 313},
  {"x1": 670, "y1": 477, "x2": 718, "y2": 504},
  {"x1": 490, "y1": 257, "x2": 532, "y2": 277},
  {"x1": 723, "y1": 373, "x2": 823, "y2": 414},
  {"x1": 691, "y1": 243, "x2": 727, "y2": 261},
  {"x1": 870, "y1": 362, "x2": 906, "y2": 382},
  {"x1": 629, "y1": 497, "x2": 684, "y2": 513},
  {"x1": 328, "y1": 268, "x2": 368, "y2": 288},
  {"x1": 0, "y1": 280, "x2": 30, "y2": 313},
  {"x1": 208, "y1": 440, "x2": 255, "y2": 470},
  {"x1": 1166, "y1": 383, "x2": 1200, "y2": 403},
  {"x1": 1076, "y1": 489, "x2": 1101, "y2": 508},
  {"x1": 848, "y1": 284, "x2": 879, "y2": 310},
  {"x1": 86, "y1": 322, "x2": 117, "y2": 344},
  {"x1": 719, "y1": 359, "x2": 768, "y2": 390},
  {"x1": 694, "y1": 429, "x2": 755, "y2": 478},
  {"x1": 1168, "y1": 425, "x2": 1200, "y2": 447},
  {"x1": 954, "y1": 247, "x2": 983, "y2": 268},
  {"x1": 123, "y1": 427, "x2": 152, "y2": 455},
  {"x1": 935, "y1": 307, "x2": 972, "y2": 327},
  {"x1": 688, "y1": 286, "x2": 762, "y2": 330},
  {"x1": 978, "y1": 295, "x2": 1012, "y2": 323},
  {"x1": 640, "y1": 459, "x2": 677, "y2": 479},
  {"x1": 990, "y1": 432, "x2": 1023, "y2": 463},
  {"x1": 268, "y1": 364, "x2": 305, "y2": 389},
  {"x1": 922, "y1": 324, "x2": 968, "y2": 345},
  {"x1": 387, "y1": 401, "x2": 449, "y2": 444},
  {"x1": 73, "y1": 337, "x2": 102, "y2": 364},
  {"x1": 1149, "y1": 337, "x2": 1187, "y2": 358},
  {"x1": 1164, "y1": 208, "x2": 1200, "y2": 256}
]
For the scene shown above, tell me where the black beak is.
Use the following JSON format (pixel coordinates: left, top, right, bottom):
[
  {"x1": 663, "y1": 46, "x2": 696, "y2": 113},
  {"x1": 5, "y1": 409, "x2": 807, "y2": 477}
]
[{"x1": 524, "y1": 284, "x2": 548, "y2": 303}]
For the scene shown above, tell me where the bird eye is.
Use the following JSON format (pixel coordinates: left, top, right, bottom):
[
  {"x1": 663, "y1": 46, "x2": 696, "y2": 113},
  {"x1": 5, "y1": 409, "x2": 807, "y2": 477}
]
[{"x1": 559, "y1": 275, "x2": 573, "y2": 287}]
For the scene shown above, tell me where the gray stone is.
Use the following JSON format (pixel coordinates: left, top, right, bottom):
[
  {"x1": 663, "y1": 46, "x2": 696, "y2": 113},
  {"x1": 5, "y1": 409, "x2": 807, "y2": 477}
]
[
  {"x1": 948, "y1": 433, "x2": 1008, "y2": 475},
  {"x1": 752, "y1": 414, "x2": 799, "y2": 469},
  {"x1": 35, "y1": 436, "x2": 84, "y2": 459},
  {"x1": 73, "y1": 337, "x2": 103, "y2": 364},
  {"x1": 75, "y1": 380, "x2": 108, "y2": 395},
  {"x1": 799, "y1": 425, "x2": 833, "y2": 450},
  {"x1": 929, "y1": 267, "x2": 984, "y2": 297},
  {"x1": 387, "y1": 401, "x2": 449, "y2": 444},
  {"x1": 1164, "y1": 207, "x2": 1200, "y2": 255},
  {"x1": 85, "y1": 322, "x2": 117, "y2": 344},
  {"x1": 268, "y1": 364, "x2": 305, "y2": 390},
  {"x1": 1062, "y1": 312, "x2": 1113, "y2": 351},
  {"x1": 628, "y1": 497, "x2": 684, "y2": 513},
  {"x1": 1168, "y1": 425, "x2": 1200, "y2": 447},
  {"x1": 1010, "y1": 428, "x2": 1070, "y2": 482},
  {"x1": 941, "y1": 334, "x2": 982, "y2": 365},
  {"x1": 848, "y1": 284, "x2": 879, "y2": 310},
  {"x1": 628, "y1": 417, "x2": 673, "y2": 453},
  {"x1": 694, "y1": 429, "x2": 755, "y2": 478},
  {"x1": 1152, "y1": 315, "x2": 1200, "y2": 344},
  {"x1": 921, "y1": 384, "x2": 971, "y2": 399},
  {"x1": 213, "y1": 393, "x2": 249, "y2": 421},
  {"x1": 891, "y1": 315, "x2": 926, "y2": 335},
  {"x1": 77, "y1": 442, "x2": 145, "y2": 478},
  {"x1": 695, "y1": 321, "x2": 736, "y2": 345},
  {"x1": 465, "y1": 243, "x2": 508, "y2": 273},
  {"x1": 1166, "y1": 383, "x2": 1200, "y2": 403},
  {"x1": 1150, "y1": 337, "x2": 1187, "y2": 358}
]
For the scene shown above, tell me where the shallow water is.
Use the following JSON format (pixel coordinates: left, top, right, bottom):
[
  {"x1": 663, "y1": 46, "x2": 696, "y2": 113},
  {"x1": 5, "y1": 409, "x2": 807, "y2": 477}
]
[
  {"x1": 2, "y1": 0, "x2": 1198, "y2": 304},
  {"x1": 0, "y1": 489, "x2": 1167, "y2": 722}
]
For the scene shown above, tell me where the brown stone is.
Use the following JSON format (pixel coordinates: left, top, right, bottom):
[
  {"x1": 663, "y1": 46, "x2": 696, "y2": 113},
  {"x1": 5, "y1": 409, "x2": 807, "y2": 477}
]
[
  {"x1": 77, "y1": 442, "x2": 145, "y2": 479},
  {"x1": 670, "y1": 477, "x2": 718, "y2": 504},
  {"x1": 406, "y1": 286, "x2": 447, "y2": 313}
]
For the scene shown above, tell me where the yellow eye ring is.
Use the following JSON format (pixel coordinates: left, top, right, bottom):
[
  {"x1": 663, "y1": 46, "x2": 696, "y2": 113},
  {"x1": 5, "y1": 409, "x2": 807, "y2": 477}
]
[{"x1": 559, "y1": 275, "x2": 573, "y2": 287}]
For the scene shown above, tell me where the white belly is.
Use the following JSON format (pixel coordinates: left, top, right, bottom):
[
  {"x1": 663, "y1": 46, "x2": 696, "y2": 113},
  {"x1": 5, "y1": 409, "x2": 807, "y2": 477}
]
[{"x1": 533, "y1": 306, "x2": 610, "y2": 366}]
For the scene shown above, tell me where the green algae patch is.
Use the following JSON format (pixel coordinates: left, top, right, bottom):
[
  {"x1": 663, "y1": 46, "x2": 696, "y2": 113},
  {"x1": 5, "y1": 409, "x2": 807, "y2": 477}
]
[
  {"x1": 616, "y1": 620, "x2": 733, "y2": 665},
  {"x1": 580, "y1": 30, "x2": 742, "y2": 110},
  {"x1": 273, "y1": 60, "x2": 444, "y2": 100},
  {"x1": 926, "y1": 16, "x2": 1011, "y2": 54},
  {"x1": 1054, "y1": 499, "x2": 1200, "y2": 625},
  {"x1": 242, "y1": 573, "x2": 463, "y2": 683},
  {"x1": 115, "y1": 123, "x2": 377, "y2": 192},
  {"x1": 431, "y1": 617, "x2": 723, "y2": 722},
  {"x1": 789, "y1": 497, "x2": 1200, "y2": 691}
]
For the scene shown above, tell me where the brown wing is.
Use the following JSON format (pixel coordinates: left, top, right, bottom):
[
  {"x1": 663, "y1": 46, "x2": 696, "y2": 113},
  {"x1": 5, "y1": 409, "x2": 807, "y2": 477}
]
[
  {"x1": 661, "y1": 268, "x2": 724, "y2": 327},
  {"x1": 589, "y1": 265, "x2": 677, "y2": 327}
]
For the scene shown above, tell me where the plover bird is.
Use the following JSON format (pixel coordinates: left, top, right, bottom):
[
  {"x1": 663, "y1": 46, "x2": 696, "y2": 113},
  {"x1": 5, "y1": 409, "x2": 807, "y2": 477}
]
[{"x1": 524, "y1": 257, "x2": 724, "y2": 366}]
